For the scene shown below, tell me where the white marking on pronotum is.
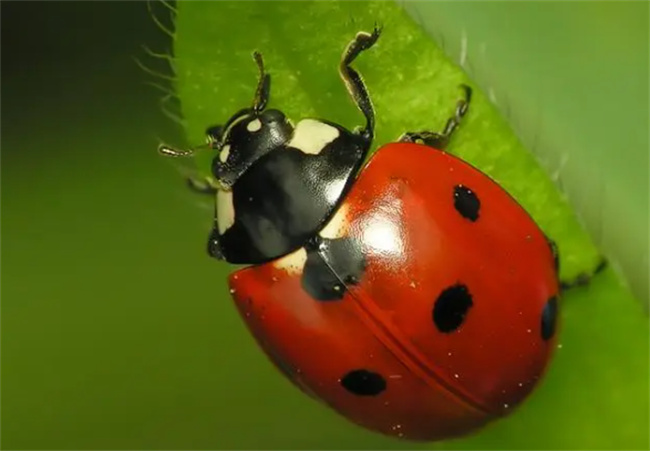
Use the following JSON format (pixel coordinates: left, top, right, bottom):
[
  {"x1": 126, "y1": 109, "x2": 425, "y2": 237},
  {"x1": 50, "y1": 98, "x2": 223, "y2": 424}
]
[
  {"x1": 217, "y1": 190, "x2": 235, "y2": 234},
  {"x1": 219, "y1": 144, "x2": 231, "y2": 163},
  {"x1": 247, "y1": 118, "x2": 262, "y2": 132},
  {"x1": 319, "y1": 204, "x2": 350, "y2": 239},
  {"x1": 273, "y1": 248, "x2": 308, "y2": 275},
  {"x1": 288, "y1": 119, "x2": 339, "y2": 155},
  {"x1": 460, "y1": 28, "x2": 468, "y2": 68}
]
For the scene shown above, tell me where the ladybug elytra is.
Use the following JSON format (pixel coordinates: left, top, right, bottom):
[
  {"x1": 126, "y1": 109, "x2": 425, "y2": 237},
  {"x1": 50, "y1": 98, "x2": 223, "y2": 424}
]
[{"x1": 160, "y1": 28, "x2": 573, "y2": 441}]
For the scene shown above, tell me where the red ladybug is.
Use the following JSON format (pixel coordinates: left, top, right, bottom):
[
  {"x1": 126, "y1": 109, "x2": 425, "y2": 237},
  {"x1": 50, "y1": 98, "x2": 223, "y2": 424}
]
[{"x1": 161, "y1": 28, "x2": 564, "y2": 441}]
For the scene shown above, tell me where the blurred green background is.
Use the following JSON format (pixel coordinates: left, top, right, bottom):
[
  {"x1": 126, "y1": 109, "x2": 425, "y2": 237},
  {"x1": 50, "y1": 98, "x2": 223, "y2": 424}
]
[{"x1": 2, "y1": 2, "x2": 648, "y2": 450}]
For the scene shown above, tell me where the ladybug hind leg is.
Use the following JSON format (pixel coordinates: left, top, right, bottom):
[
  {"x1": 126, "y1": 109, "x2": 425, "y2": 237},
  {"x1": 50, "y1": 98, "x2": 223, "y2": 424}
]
[
  {"x1": 399, "y1": 84, "x2": 472, "y2": 150},
  {"x1": 547, "y1": 236, "x2": 608, "y2": 293},
  {"x1": 560, "y1": 258, "x2": 608, "y2": 292}
]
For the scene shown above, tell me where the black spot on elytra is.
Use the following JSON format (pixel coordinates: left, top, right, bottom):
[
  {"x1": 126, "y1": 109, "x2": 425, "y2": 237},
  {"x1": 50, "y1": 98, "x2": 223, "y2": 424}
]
[
  {"x1": 541, "y1": 296, "x2": 558, "y2": 341},
  {"x1": 453, "y1": 185, "x2": 480, "y2": 222},
  {"x1": 301, "y1": 236, "x2": 366, "y2": 301},
  {"x1": 433, "y1": 284, "x2": 473, "y2": 333},
  {"x1": 340, "y1": 369, "x2": 386, "y2": 396}
]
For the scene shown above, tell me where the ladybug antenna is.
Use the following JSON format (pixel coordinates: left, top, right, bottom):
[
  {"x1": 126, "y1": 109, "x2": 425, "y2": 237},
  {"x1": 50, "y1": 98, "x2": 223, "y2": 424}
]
[
  {"x1": 158, "y1": 142, "x2": 211, "y2": 158},
  {"x1": 251, "y1": 51, "x2": 270, "y2": 113}
]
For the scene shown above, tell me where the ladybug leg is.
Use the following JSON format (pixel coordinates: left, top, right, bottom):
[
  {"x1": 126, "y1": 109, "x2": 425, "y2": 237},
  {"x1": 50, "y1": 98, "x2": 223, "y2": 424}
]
[
  {"x1": 207, "y1": 226, "x2": 226, "y2": 260},
  {"x1": 560, "y1": 258, "x2": 608, "y2": 292},
  {"x1": 340, "y1": 26, "x2": 382, "y2": 142},
  {"x1": 186, "y1": 175, "x2": 218, "y2": 195},
  {"x1": 546, "y1": 237, "x2": 560, "y2": 273},
  {"x1": 398, "y1": 131, "x2": 445, "y2": 147},
  {"x1": 546, "y1": 235, "x2": 608, "y2": 292},
  {"x1": 176, "y1": 173, "x2": 224, "y2": 260},
  {"x1": 183, "y1": 178, "x2": 227, "y2": 259},
  {"x1": 399, "y1": 84, "x2": 472, "y2": 150}
]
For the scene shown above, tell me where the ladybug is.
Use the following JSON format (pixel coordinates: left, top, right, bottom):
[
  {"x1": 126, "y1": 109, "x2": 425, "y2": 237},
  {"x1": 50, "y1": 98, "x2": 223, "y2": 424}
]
[{"x1": 160, "y1": 28, "x2": 580, "y2": 441}]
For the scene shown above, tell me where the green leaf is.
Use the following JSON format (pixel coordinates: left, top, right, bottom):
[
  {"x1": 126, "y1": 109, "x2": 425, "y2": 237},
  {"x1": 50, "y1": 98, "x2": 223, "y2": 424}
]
[{"x1": 155, "y1": 1, "x2": 649, "y2": 448}]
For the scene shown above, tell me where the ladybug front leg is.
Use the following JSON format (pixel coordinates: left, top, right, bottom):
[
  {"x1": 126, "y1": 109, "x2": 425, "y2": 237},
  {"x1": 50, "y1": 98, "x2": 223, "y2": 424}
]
[
  {"x1": 171, "y1": 171, "x2": 225, "y2": 260},
  {"x1": 399, "y1": 84, "x2": 472, "y2": 150},
  {"x1": 206, "y1": 226, "x2": 226, "y2": 260},
  {"x1": 186, "y1": 175, "x2": 219, "y2": 195},
  {"x1": 340, "y1": 26, "x2": 381, "y2": 143},
  {"x1": 172, "y1": 171, "x2": 226, "y2": 260}
]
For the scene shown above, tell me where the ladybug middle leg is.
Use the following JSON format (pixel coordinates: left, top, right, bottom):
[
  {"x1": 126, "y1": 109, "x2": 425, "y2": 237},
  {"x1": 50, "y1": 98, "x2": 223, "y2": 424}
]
[{"x1": 399, "y1": 84, "x2": 472, "y2": 150}]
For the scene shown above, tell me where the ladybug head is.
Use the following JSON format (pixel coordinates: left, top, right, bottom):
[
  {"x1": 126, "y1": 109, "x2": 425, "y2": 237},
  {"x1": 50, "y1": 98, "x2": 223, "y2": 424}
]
[
  {"x1": 208, "y1": 108, "x2": 293, "y2": 189},
  {"x1": 207, "y1": 52, "x2": 293, "y2": 190}
]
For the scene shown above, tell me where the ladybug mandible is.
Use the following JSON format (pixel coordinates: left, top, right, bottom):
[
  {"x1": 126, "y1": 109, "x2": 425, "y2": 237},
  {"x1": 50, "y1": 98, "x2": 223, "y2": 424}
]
[{"x1": 160, "y1": 28, "x2": 561, "y2": 441}]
